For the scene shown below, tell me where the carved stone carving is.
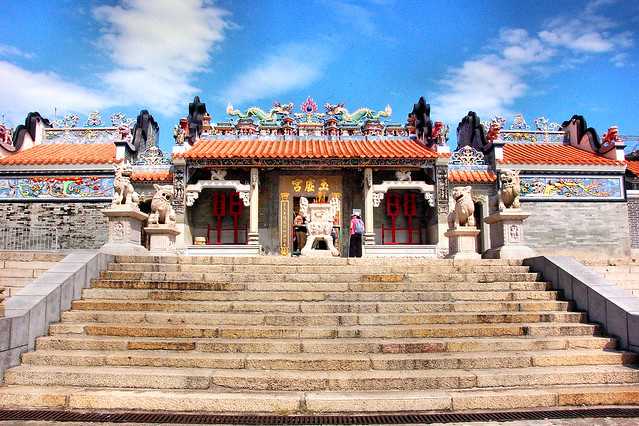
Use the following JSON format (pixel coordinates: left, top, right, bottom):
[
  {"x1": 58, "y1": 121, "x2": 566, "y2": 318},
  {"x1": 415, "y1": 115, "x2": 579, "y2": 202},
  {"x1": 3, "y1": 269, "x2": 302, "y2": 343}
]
[
  {"x1": 211, "y1": 169, "x2": 227, "y2": 181},
  {"x1": 447, "y1": 186, "x2": 475, "y2": 229},
  {"x1": 112, "y1": 163, "x2": 140, "y2": 210},
  {"x1": 148, "y1": 184, "x2": 176, "y2": 226},
  {"x1": 395, "y1": 170, "x2": 411, "y2": 181},
  {"x1": 436, "y1": 167, "x2": 449, "y2": 215},
  {"x1": 300, "y1": 197, "x2": 340, "y2": 257},
  {"x1": 172, "y1": 168, "x2": 185, "y2": 215},
  {"x1": 499, "y1": 169, "x2": 521, "y2": 210}
]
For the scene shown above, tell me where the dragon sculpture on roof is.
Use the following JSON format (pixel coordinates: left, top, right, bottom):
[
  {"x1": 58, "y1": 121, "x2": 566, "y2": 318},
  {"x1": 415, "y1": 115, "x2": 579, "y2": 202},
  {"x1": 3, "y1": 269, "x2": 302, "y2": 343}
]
[
  {"x1": 226, "y1": 102, "x2": 294, "y2": 122},
  {"x1": 324, "y1": 103, "x2": 392, "y2": 123}
]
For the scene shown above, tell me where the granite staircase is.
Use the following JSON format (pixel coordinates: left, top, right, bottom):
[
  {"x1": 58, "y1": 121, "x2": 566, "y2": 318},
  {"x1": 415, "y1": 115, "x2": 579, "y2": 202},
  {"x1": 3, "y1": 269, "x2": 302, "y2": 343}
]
[{"x1": 0, "y1": 256, "x2": 638, "y2": 414}]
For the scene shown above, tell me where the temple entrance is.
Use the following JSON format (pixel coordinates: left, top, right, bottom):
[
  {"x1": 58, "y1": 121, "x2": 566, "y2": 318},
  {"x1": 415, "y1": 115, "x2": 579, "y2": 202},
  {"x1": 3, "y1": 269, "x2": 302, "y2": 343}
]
[{"x1": 278, "y1": 175, "x2": 342, "y2": 256}]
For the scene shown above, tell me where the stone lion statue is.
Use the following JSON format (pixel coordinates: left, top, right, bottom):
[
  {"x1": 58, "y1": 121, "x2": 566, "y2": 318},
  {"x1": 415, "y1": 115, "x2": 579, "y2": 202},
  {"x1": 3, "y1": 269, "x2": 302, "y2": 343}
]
[
  {"x1": 448, "y1": 186, "x2": 475, "y2": 228},
  {"x1": 112, "y1": 163, "x2": 139, "y2": 208},
  {"x1": 148, "y1": 184, "x2": 176, "y2": 225},
  {"x1": 499, "y1": 169, "x2": 521, "y2": 210}
]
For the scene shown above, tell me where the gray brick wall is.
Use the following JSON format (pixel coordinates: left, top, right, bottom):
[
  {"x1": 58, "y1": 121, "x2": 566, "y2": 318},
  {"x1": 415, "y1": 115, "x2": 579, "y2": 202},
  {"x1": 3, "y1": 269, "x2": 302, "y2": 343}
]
[
  {"x1": 0, "y1": 202, "x2": 109, "y2": 249},
  {"x1": 628, "y1": 197, "x2": 639, "y2": 249},
  {"x1": 523, "y1": 201, "x2": 631, "y2": 257}
]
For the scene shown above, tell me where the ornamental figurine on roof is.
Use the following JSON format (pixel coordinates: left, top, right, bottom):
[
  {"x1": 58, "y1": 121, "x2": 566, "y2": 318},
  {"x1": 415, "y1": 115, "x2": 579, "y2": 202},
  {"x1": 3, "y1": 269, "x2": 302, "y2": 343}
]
[{"x1": 408, "y1": 97, "x2": 449, "y2": 150}]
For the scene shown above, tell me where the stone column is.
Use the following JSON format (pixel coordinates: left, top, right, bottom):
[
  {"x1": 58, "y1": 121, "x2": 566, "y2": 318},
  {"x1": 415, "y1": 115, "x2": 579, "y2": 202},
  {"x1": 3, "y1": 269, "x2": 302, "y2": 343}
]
[
  {"x1": 363, "y1": 168, "x2": 375, "y2": 245},
  {"x1": 172, "y1": 161, "x2": 187, "y2": 249},
  {"x1": 484, "y1": 210, "x2": 535, "y2": 259},
  {"x1": 248, "y1": 168, "x2": 260, "y2": 245},
  {"x1": 435, "y1": 160, "x2": 450, "y2": 257}
]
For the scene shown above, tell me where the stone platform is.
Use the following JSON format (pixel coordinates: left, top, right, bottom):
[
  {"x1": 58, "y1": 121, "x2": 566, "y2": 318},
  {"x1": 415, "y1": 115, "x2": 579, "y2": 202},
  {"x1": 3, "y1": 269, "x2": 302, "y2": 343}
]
[{"x1": 0, "y1": 256, "x2": 638, "y2": 413}]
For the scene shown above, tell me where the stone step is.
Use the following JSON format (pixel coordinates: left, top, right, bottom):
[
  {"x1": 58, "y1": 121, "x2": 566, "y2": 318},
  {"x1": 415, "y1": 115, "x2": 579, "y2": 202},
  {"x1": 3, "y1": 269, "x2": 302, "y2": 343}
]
[
  {"x1": 48, "y1": 322, "x2": 600, "y2": 339},
  {"x1": 82, "y1": 288, "x2": 561, "y2": 302},
  {"x1": 99, "y1": 271, "x2": 541, "y2": 283},
  {"x1": 113, "y1": 255, "x2": 524, "y2": 266},
  {"x1": 21, "y1": 349, "x2": 637, "y2": 371},
  {"x1": 0, "y1": 277, "x2": 37, "y2": 287},
  {"x1": 6, "y1": 364, "x2": 639, "y2": 391},
  {"x1": 2, "y1": 260, "x2": 59, "y2": 270},
  {"x1": 90, "y1": 279, "x2": 551, "y2": 292},
  {"x1": 59, "y1": 310, "x2": 586, "y2": 327},
  {"x1": 71, "y1": 299, "x2": 570, "y2": 314},
  {"x1": 3, "y1": 384, "x2": 637, "y2": 412},
  {"x1": 0, "y1": 268, "x2": 45, "y2": 278},
  {"x1": 107, "y1": 262, "x2": 532, "y2": 274},
  {"x1": 35, "y1": 334, "x2": 618, "y2": 354}
]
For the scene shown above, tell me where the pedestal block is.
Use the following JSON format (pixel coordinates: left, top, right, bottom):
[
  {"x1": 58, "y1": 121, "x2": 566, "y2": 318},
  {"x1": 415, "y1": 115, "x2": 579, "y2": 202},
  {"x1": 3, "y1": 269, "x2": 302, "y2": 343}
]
[
  {"x1": 444, "y1": 226, "x2": 480, "y2": 259},
  {"x1": 484, "y1": 209, "x2": 535, "y2": 259},
  {"x1": 144, "y1": 225, "x2": 180, "y2": 255},
  {"x1": 101, "y1": 208, "x2": 149, "y2": 255}
]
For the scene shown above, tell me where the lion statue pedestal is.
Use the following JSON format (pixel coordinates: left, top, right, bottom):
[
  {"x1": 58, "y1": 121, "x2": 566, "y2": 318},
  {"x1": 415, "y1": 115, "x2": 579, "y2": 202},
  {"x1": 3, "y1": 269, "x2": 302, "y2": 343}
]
[
  {"x1": 445, "y1": 186, "x2": 480, "y2": 259},
  {"x1": 101, "y1": 164, "x2": 149, "y2": 255},
  {"x1": 483, "y1": 169, "x2": 535, "y2": 259},
  {"x1": 484, "y1": 210, "x2": 535, "y2": 259},
  {"x1": 144, "y1": 184, "x2": 180, "y2": 254},
  {"x1": 101, "y1": 208, "x2": 149, "y2": 255}
]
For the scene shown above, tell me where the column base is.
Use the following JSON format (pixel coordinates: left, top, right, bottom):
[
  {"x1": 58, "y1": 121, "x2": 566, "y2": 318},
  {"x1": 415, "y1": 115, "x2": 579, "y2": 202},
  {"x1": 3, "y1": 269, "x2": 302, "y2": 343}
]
[
  {"x1": 101, "y1": 207, "x2": 148, "y2": 255},
  {"x1": 144, "y1": 225, "x2": 180, "y2": 255},
  {"x1": 247, "y1": 232, "x2": 260, "y2": 245},
  {"x1": 444, "y1": 226, "x2": 480, "y2": 259},
  {"x1": 363, "y1": 233, "x2": 376, "y2": 245},
  {"x1": 484, "y1": 209, "x2": 535, "y2": 259}
]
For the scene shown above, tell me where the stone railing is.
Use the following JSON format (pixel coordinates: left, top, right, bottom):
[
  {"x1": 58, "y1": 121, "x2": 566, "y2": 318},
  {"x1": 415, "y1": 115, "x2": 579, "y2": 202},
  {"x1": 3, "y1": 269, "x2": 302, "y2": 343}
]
[
  {"x1": 524, "y1": 256, "x2": 639, "y2": 352},
  {"x1": 0, "y1": 251, "x2": 112, "y2": 380}
]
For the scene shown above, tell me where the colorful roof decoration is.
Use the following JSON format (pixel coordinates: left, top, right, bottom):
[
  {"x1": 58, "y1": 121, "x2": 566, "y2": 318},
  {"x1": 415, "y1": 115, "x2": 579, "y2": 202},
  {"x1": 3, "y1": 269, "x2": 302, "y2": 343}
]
[
  {"x1": 449, "y1": 170, "x2": 497, "y2": 183},
  {"x1": 175, "y1": 138, "x2": 438, "y2": 161},
  {"x1": 0, "y1": 144, "x2": 118, "y2": 166},
  {"x1": 130, "y1": 171, "x2": 173, "y2": 182},
  {"x1": 499, "y1": 144, "x2": 624, "y2": 166}
]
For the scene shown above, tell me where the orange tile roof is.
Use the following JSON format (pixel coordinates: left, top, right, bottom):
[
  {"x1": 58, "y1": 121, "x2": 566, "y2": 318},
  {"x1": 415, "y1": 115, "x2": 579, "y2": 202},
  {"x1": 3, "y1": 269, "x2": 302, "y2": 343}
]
[
  {"x1": 449, "y1": 170, "x2": 497, "y2": 183},
  {"x1": 627, "y1": 161, "x2": 639, "y2": 177},
  {"x1": 131, "y1": 170, "x2": 173, "y2": 182},
  {"x1": 0, "y1": 144, "x2": 118, "y2": 166},
  {"x1": 176, "y1": 138, "x2": 438, "y2": 160},
  {"x1": 500, "y1": 143, "x2": 624, "y2": 166}
]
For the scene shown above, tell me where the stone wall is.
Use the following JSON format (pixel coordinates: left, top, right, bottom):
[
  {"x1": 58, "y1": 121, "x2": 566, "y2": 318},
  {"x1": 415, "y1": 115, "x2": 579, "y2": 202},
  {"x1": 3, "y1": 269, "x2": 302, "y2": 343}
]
[
  {"x1": 0, "y1": 202, "x2": 109, "y2": 250},
  {"x1": 522, "y1": 201, "x2": 631, "y2": 258},
  {"x1": 627, "y1": 195, "x2": 639, "y2": 249}
]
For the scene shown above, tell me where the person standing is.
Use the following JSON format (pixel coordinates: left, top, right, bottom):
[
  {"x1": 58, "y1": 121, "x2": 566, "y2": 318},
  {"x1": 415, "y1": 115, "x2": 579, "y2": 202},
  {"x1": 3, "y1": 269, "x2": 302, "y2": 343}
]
[
  {"x1": 293, "y1": 211, "x2": 307, "y2": 254},
  {"x1": 349, "y1": 212, "x2": 364, "y2": 257}
]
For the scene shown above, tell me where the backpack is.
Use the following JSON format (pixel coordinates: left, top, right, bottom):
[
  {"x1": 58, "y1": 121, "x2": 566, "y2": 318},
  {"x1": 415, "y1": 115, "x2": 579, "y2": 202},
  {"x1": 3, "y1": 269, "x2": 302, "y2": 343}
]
[{"x1": 354, "y1": 218, "x2": 365, "y2": 235}]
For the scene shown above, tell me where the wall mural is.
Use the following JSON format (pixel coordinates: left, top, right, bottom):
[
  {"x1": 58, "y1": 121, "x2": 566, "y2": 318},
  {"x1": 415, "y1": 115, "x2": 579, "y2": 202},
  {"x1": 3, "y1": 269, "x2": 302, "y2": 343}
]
[
  {"x1": 519, "y1": 175, "x2": 624, "y2": 200},
  {"x1": 0, "y1": 176, "x2": 114, "y2": 200}
]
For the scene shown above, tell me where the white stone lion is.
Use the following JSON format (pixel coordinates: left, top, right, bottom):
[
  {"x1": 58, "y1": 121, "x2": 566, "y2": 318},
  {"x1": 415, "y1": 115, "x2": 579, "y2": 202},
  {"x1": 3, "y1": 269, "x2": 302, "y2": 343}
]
[
  {"x1": 148, "y1": 184, "x2": 176, "y2": 226},
  {"x1": 112, "y1": 163, "x2": 139, "y2": 208},
  {"x1": 448, "y1": 186, "x2": 475, "y2": 228},
  {"x1": 499, "y1": 169, "x2": 521, "y2": 210}
]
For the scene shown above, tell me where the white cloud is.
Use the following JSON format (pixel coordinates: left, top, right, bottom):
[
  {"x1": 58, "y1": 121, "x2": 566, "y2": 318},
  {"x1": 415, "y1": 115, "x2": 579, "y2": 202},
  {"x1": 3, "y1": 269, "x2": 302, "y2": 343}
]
[
  {"x1": 0, "y1": 44, "x2": 33, "y2": 59},
  {"x1": 0, "y1": 61, "x2": 110, "y2": 123},
  {"x1": 431, "y1": 0, "x2": 633, "y2": 126},
  {"x1": 93, "y1": 0, "x2": 230, "y2": 114},
  {"x1": 538, "y1": 0, "x2": 633, "y2": 53},
  {"x1": 432, "y1": 29, "x2": 549, "y2": 124},
  {"x1": 222, "y1": 44, "x2": 330, "y2": 106}
]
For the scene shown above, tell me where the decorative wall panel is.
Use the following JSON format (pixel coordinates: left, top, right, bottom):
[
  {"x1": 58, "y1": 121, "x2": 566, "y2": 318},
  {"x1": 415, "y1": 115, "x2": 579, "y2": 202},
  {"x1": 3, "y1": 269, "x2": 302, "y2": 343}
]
[
  {"x1": 520, "y1": 175, "x2": 624, "y2": 200},
  {"x1": 0, "y1": 176, "x2": 113, "y2": 200}
]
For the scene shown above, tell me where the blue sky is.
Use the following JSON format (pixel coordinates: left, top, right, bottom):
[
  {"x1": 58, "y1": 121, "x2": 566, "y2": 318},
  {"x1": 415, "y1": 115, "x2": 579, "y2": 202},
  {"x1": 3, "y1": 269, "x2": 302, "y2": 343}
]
[{"x1": 1, "y1": 0, "x2": 638, "y2": 151}]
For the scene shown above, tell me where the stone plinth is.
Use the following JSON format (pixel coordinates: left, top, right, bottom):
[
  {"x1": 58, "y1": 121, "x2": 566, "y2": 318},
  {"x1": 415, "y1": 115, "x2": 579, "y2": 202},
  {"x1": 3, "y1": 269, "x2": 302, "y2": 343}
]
[
  {"x1": 444, "y1": 226, "x2": 480, "y2": 259},
  {"x1": 101, "y1": 207, "x2": 148, "y2": 255},
  {"x1": 144, "y1": 224, "x2": 180, "y2": 255},
  {"x1": 484, "y1": 209, "x2": 535, "y2": 259}
]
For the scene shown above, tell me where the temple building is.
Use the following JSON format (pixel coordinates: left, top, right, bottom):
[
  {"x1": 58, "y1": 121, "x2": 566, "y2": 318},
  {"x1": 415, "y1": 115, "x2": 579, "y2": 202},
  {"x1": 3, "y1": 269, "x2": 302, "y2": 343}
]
[{"x1": 0, "y1": 96, "x2": 632, "y2": 258}]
